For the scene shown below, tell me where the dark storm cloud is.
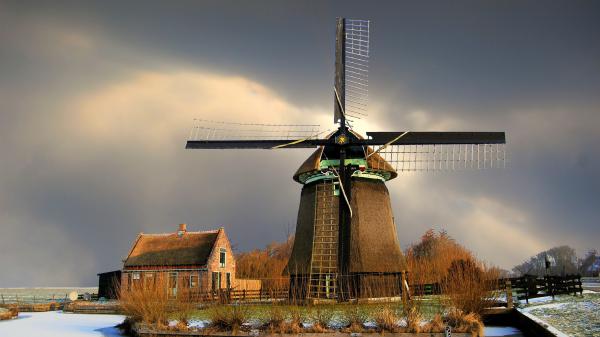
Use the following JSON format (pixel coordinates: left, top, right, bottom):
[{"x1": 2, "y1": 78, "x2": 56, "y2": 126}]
[{"x1": 0, "y1": 0, "x2": 599, "y2": 286}]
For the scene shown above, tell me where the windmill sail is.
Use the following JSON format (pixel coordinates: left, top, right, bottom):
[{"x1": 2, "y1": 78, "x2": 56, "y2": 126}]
[
  {"x1": 369, "y1": 143, "x2": 507, "y2": 172},
  {"x1": 334, "y1": 18, "x2": 370, "y2": 125},
  {"x1": 344, "y1": 19, "x2": 370, "y2": 122},
  {"x1": 186, "y1": 119, "x2": 326, "y2": 149},
  {"x1": 365, "y1": 131, "x2": 507, "y2": 172}
]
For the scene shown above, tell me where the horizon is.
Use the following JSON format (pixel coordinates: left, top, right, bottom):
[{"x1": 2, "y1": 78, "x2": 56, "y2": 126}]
[{"x1": 1, "y1": 0, "x2": 599, "y2": 287}]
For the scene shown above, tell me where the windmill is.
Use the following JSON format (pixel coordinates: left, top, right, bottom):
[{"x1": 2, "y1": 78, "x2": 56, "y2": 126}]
[{"x1": 186, "y1": 18, "x2": 506, "y2": 300}]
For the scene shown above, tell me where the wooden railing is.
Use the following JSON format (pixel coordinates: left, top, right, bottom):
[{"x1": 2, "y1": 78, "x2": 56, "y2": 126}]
[{"x1": 499, "y1": 274, "x2": 583, "y2": 304}]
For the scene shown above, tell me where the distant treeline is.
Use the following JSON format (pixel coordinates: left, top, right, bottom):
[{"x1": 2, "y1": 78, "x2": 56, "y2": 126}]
[
  {"x1": 234, "y1": 229, "x2": 599, "y2": 283},
  {"x1": 512, "y1": 246, "x2": 599, "y2": 277}
]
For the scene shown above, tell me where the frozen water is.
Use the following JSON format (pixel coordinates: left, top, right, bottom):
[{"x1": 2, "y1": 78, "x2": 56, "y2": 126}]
[
  {"x1": 484, "y1": 326, "x2": 524, "y2": 336},
  {"x1": 0, "y1": 311, "x2": 124, "y2": 337}
]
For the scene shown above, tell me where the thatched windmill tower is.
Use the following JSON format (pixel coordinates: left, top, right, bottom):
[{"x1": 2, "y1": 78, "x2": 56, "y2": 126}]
[
  {"x1": 186, "y1": 18, "x2": 506, "y2": 301},
  {"x1": 285, "y1": 133, "x2": 406, "y2": 300}
]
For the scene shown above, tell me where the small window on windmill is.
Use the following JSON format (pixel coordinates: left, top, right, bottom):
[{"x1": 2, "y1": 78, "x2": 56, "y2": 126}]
[
  {"x1": 333, "y1": 181, "x2": 340, "y2": 196},
  {"x1": 219, "y1": 248, "x2": 226, "y2": 268}
]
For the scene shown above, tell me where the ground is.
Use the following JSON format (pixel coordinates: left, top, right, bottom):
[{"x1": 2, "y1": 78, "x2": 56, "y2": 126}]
[
  {"x1": 0, "y1": 307, "x2": 522, "y2": 337},
  {"x1": 0, "y1": 311, "x2": 124, "y2": 337},
  {"x1": 518, "y1": 291, "x2": 600, "y2": 337}
]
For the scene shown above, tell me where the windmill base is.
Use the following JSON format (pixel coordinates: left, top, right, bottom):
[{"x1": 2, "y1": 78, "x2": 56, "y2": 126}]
[{"x1": 288, "y1": 272, "x2": 409, "y2": 302}]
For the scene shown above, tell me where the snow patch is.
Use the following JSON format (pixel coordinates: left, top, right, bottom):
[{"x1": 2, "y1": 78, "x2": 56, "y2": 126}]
[{"x1": 0, "y1": 311, "x2": 124, "y2": 337}]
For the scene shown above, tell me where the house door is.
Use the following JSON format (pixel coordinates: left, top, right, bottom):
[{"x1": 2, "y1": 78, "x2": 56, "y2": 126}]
[{"x1": 212, "y1": 272, "x2": 221, "y2": 290}]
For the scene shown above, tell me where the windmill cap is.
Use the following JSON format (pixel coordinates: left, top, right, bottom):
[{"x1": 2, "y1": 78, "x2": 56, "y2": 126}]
[{"x1": 293, "y1": 131, "x2": 397, "y2": 183}]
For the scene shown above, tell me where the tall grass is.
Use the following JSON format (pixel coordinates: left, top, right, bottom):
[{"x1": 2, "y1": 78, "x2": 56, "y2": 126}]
[
  {"x1": 118, "y1": 275, "x2": 171, "y2": 326},
  {"x1": 441, "y1": 259, "x2": 500, "y2": 315},
  {"x1": 207, "y1": 305, "x2": 249, "y2": 333},
  {"x1": 340, "y1": 304, "x2": 369, "y2": 332},
  {"x1": 373, "y1": 305, "x2": 400, "y2": 332},
  {"x1": 118, "y1": 274, "x2": 199, "y2": 329},
  {"x1": 307, "y1": 305, "x2": 334, "y2": 332},
  {"x1": 406, "y1": 229, "x2": 475, "y2": 285}
]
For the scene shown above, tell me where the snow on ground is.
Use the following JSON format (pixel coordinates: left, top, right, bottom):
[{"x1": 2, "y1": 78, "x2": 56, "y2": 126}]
[
  {"x1": 518, "y1": 295, "x2": 553, "y2": 305},
  {"x1": 0, "y1": 311, "x2": 125, "y2": 337},
  {"x1": 518, "y1": 292, "x2": 600, "y2": 337}
]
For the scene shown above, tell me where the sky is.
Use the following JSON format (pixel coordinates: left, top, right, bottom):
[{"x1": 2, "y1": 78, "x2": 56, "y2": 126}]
[{"x1": 0, "y1": 0, "x2": 599, "y2": 287}]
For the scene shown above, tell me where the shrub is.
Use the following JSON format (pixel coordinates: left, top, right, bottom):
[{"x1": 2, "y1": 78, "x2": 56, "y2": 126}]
[
  {"x1": 260, "y1": 306, "x2": 286, "y2": 333},
  {"x1": 444, "y1": 308, "x2": 484, "y2": 336},
  {"x1": 406, "y1": 229, "x2": 475, "y2": 285},
  {"x1": 341, "y1": 304, "x2": 368, "y2": 332},
  {"x1": 208, "y1": 305, "x2": 249, "y2": 332},
  {"x1": 286, "y1": 305, "x2": 305, "y2": 334},
  {"x1": 422, "y1": 313, "x2": 445, "y2": 333},
  {"x1": 373, "y1": 305, "x2": 400, "y2": 332},
  {"x1": 442, "y1": 258, "x2": 500, "y2": 315},
  {"x1": 307, "y1": 305, "x2": 334, "y2": 332},
  {"x1": 404, "y1": 304, "x2": 423, "y2": 333},
  {"x1": 0, "y1": 307, "x2": 18, "y2": 320},
  {"x1": 118, "y1": 275, "x2": 171, "y2": 325}
]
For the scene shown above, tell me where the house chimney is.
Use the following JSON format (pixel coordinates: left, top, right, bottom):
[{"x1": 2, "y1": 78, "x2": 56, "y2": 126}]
[{"x1": 177, "y1": 223, "x2": 187, "y2": 237}]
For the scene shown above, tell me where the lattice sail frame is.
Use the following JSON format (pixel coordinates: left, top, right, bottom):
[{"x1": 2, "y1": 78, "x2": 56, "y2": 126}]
[
  {"x1": 344, "y1": 19, "x2": 370, "y2": 123},
  {"x1": 369, "y1": 143, "x2": 507, "y2": 172},
  {"x1": 188, "y1": 119, "x2": 322, "y2": 141}
]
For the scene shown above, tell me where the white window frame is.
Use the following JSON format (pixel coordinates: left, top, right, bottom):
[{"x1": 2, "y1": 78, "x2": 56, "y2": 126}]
[
  {"x1": 219, "y1": 248, "x2": 226, "y2": 268},
  {"x1": 190, "y1": 273, "x2": 198, "y2": 288}
]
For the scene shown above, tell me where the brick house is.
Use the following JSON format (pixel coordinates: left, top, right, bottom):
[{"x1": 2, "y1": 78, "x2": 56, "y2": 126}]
[{"x1": 121, "y1": 224, "x2": 241, "y2": 297}]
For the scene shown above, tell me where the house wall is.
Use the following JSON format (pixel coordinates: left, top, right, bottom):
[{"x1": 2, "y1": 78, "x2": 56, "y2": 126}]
[{"x1": 205, "y1": 228, "x2": 237, "y2": 290}]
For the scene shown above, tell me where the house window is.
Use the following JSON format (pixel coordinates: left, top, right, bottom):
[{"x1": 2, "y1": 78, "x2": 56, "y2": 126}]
[
  {"x1": 219, "y1": 248, "x2": 226, "y2": 268},
  {"x1": 190, "y1": 274, "x2": 198, "y2": 288},
  {"x1": 127, "y1": 273, "x2": 131, "y2": 291},
  {"x1": 144, "y1": 272, "x2": 155, "y2": 288},
  {"x1": 132, "y1": 272, "x2": 141, "y2": 287},
  {"x1": 168, "y1": 272, "x2": 178, "y2": 298},
  {"x1": 226, "y1": 273, "x2": 231, "y2": 290}
]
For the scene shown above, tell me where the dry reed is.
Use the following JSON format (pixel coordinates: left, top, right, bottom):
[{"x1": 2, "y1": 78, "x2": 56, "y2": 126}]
[
  {"x1": 422, "y1": 313, "x2": 445, "y2": 333},
  {"x1": 118, "y1": 274, "x2": 172, "y2": 325},
  {"x1": 441, "y1": 258, "x2": 500, "y2": 315},
  {"x1": 207, "y1": 305, "x2": 250, "y2": 333},
  {"x1": 260, "y1": 305, "x2": 286, "y2": 333},
  {"x1": 307, "y1": 305, "x2": 334, "y2": 332},
  {"x1": 340, "y1": 304, "x2": 369, "y2": 332},
  {"x1": 373, "y1": 305, "x2": 400, "y2": 332},
  {"x1": 444, "y1": 308, "x2": 484, "y2": 336},
  {"x1": 403, "y1": 302, "x2": 423, "y2": 333}
]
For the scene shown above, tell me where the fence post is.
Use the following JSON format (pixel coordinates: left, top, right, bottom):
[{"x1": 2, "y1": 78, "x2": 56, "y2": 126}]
[
  {"x1": 401, "y1": 271, "x2": 410, "y2": 304},
  {"x1": 505, "y1": 280, "x2": 513, "y2": 309}
]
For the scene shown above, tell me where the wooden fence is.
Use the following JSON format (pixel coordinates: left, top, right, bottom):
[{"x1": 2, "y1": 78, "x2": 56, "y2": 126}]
[
  {"x1": 185, "y1": 288, "x2": 289, "y2": 303},
  {"x1": 499, "y1": 274, "x2": 583, "y2": 304}
]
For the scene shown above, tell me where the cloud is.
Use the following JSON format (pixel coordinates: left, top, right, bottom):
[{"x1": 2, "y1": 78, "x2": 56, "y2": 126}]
[{"x1": 0, "y1": 69, "x2": 330, "y2": 286}]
